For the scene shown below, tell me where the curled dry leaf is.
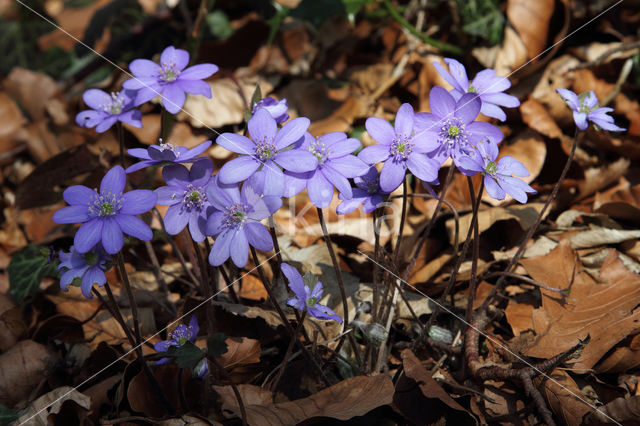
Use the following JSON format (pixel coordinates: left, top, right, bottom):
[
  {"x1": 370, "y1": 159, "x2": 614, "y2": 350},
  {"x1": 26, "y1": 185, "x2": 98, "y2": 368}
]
[
  {"x1": 0, "y1": 339, "x2": 58, "y2": 406},
  {"x1": 520, "y1": 98, "x2": 563, "y2": 139},
  {"x1": 519, "y1": 241, "x2": 640, "y2": 370},
  {"x1": 595, "y1": 333, "x2": 640, "y2": 374},
  {"x1": 0, "y1": 92, "x2": 26, "y2": 153},
  {"x1": 507, "y1": 0, "x2": 554, "y2": 59},
  {"x1": 3, "y1": 68, "x2": 61, "y2": 122},
  {"x1": 214, "y1": 374, "x2": 394, "y2": 425},
  {"x1": 16, "y1": 386, "x2": 91, "y2": 425},
  {"x1": 493, "y1": 27, "x2": 528, "y2": 76},
  {"x1": 594, "y1": 177, "x2": 640, "y2": 225},
  {"x1": 536, "y1": 369, "x2": 593, "y2": 426},
  {"x1": 0, "y1": 293, "x2": 25, "y2": 351}
]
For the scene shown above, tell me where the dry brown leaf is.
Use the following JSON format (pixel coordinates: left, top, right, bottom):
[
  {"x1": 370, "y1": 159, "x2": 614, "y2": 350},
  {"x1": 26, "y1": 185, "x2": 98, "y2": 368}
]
[
  {"x1": 504, "y1": 302, "x2": 535, "y2": 336},
  {"x1": 537, "y1": 369, "x2": 592, "y2": 426},
  {"x1": 568, "y1": 226, "x2": 640, "y2": 249},
  {"x1": 520, "y1": 98, "x2": 563, "y2": 139},
  {"x1": 37, "y1": 0, "x2": 111, "y2": 51},
  {"x1": 584, "y1": 395, "x2": 640, "y2": 424},
  {"x1": 578, "y1": 158, "x2": 630, "y2": 200},
  {"x1": 507, "y1": 0, "x2": 554, "y2": 59},
  {"x1": 128, "y1": 364, "x2": 195, "y2": 418},
  {"x1": 493, "y1": 27, "x2": 528, "y2": 76},
  {"x1": 219, "y1": 337, "x2": 261, "y2": 371},
  {"x1": 16, "y1": 386, "x2": 91, "y2": 425},
  {"x1": 0, "y1": 339, "x2": 57, "y2": 406},
  {"x1": 239, "y1": 273, "x2": 268, "y2": 301},
  {"x1": 595, "y1": 333, "x2": 640, "y2": 373},
  {"x1": 3, "y1": 68, "x2": 61, "y2": 121},
  {"x1": 0, "y1": 92, "x2": 26, "y2": 152},
  {"x1": 594, "y1": 177, "x2": 640, "y2": 225},
  {"x1": 307, "y1": 95, "x2": 369, "y2": 136},
  {"x1": 520, "y1": 241, "x2": 640, "y2": 370},
  {"x1": 214, "y1": 374, "x2": 393, "y2": 425}
]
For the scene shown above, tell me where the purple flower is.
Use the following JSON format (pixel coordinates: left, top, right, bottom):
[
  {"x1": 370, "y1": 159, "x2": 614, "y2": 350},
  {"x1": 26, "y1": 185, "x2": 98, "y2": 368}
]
[
  {"x1": 216, "y1": 109, "x2": 318, "y2": 196},
  {"x1": 125, "y1": 139, "x2": 212, "y2": 173},
  {"x1": 433, "y1": 58, "x2": 520, "y2": 121},
  {"x1": 156, "y1": 159, "x2": 215, "y2": 242},
  {"x1": 359, "y1": 103, "x2": 440, "y2": 193},
  {"x1": 205, "y1": 171, "x2": 281, "y2": 268},
  {"x1": 457, "y1": 139, "x2": 536, "y2": 203},
  {"x1": 336, "y1": 166, "x2": 388, "y2": 214},
  {"x1": 154, "y1": 316, "x2": 208, "y2": 376},
  {"x1": 414, "y1": 86, "x2": 504, "y2": 176},
  {"x1": 52, "y1": 165, "x2": 157, "y2": 255},
  {"x1": 283, "y1": 132, "x2": 369, "y2": 208},
  {"x1": 75, "y1": 89, "x2": 142, "y2": 133},
  {"x1": 58, "y1": 244, "x2": 110, "y2": 298},
  {"x1": 556, "y1": 89, "x2": 625, "y2": 132},
  {"x1": 281, "y1": 263, "x2": 342, "y2": 323},
  {"x1": 252, "y1": 97, "x2": 289, "y2": 123},
  {"x1": 123, "y1": 46, "x2": 219, "y2": 114}
]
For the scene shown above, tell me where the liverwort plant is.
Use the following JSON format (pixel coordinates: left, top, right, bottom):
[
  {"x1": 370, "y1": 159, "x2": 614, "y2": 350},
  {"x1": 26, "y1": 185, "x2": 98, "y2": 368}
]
[
  {"x1": 52, "y1": 165, "x2": 157, "y2": 254},
  {"x1": 123, "y1": 46, "x2": 219, "y2": 114},
  {"x1": 283, "y1": 132, "x2": 369, "y2": 208},
  {"x1": 156, "y1": 158, "x2": 215, "y2": 242},
  {"x1": 76, "y1": 89, "x2": 142, "y2": 133},
  {"x1": 125, "y1": 139, "x2": 212, "y2": 173},
  {"x1": 336, "y1": 166, "x2": 388, "y2": 214},
  {"x1": 359, "y1": 103, "x2": 440, "y2": 192},
  {"x1": 216, "y1": 108, "x2": 317, "y2": 196},
  {"x1": 433, "y1": 58, "x2": 520, "y2": 121},
  {"x1": 205, "y1": 171, "x2": 281, "y2": 268},
  {"x1": 281, "y1": 263, "x2": 342, "y2": 323},
  {"x1": 58, "y1": 244, "x2": 111, "y2": 298},
  {"x1": 154, "y1": 316, "x2": 208, "y2": 378},
  {"x1": 252, "y1": 97, "x2": 289, "y2": 123},
  {"x1": 556, "y1": 89, "x2": 626, "y2": 132}
]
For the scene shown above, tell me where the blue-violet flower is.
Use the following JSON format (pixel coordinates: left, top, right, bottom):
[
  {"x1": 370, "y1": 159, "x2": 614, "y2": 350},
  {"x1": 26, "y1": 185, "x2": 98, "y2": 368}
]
[
  {"x1": 337, "y1": 166, "x2": 388, "y2": 214},
  {"x1": 125, "y1": 138, "x2": 212, "y2": 173},
  {"x1": 153, "y1": 316, "x2": 208, "y2": 378},
  {"x1": 556, "y1": 89, "x2": 625, "y2": 132},
  {"x1": 281, "y1": 263, "x2": 342, "y2": 323},
  {"x1": 75, "y1": 89, "x2": 142, "y2": 133},
  {"x1": 58, "y1": 244, "x2": 110, "y2": 298},
  {"x1": 252, "y1": 97, "x2": 289, "y2": 123}
]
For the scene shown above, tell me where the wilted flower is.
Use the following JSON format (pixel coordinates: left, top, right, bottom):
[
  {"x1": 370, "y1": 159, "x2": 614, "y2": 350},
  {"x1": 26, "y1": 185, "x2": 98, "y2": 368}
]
[
  {"x1": 358, "y1": 103, "x2": 440, "y2": 192},
  {"x1": 433, "y1": 58, "x2": 520, "y2": 121},
  {"x1": 125, "y1": 139, "x2": 212, "y2": 173},
  {"x1": 52, "y1": 165, "x2": 157, "y2": 254},
  {"x1": 281, "y1": 263, "x2": 342, "y2": 323},
  {"x1": 216, "y1": 109, "x2": 317, "y2": 196},
  {"x1": 252, "y1": 97, "x2": 289, "y2": 123},
  {"x1": 205, "y1": 171, "x2": 281, "y2": 268},
  {"x1": 123, "y1": 46, "x2": 218, "y2": 114},
  {"x1": 336, "y1": 166, "x2": 388, "y2": 214},
  {"x1": 156, "y1": 159, "x2": 215, "y2": 242},
  {"x1": 75, "y1": 89, "x2": 142, "y2": 133},
  {"x1": 58, "y1": 244, "x2": 110, "y2": 298},
  {"x1": 556, "y1": 89, "x2": 625, "y2": 132},
  {"x1": 283, "y1": 132, "x2": 369, "y2": 208},
  {"x1": 414, "y1": 86, "x2": 503, "y2": 175},
  {"x1": 154, "y1": 316, "x2": 208, "y2": 378},
  {"x1": 457, "y1": 139, "x2": 536, "y2": 203}
]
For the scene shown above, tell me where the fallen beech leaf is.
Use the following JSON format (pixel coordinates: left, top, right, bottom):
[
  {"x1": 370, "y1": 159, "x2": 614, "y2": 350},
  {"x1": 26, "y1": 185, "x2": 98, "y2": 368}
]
[
  {"x1": 214, "y1": 374, "x2": 393, "y2": 424},
  {"x1": 219, "y1": 337, "x2": 261, "y2": 371},
  {"x1": 507, "y1": 0, "x2": 554, "y2": 59},
  {"x1": 595, "y1": 333, "x2": 640, "y2": 373},
  {"x1": 3, "y1": 68, "x2": 61, "y2": 121},
  {"x1": 0, "y1": 92, "x2": 25, "y2": 152},
  {"x1": 0, "y1": 340, "x2": 57, "y2": 406},
  {"x1": 578, "y1": 158, "x2": 630, "y2": 200},
  {"x1": 504, "y1": 302, "x2": 535, "y2": 336},
  {"x1": 568, "y1": 226, "x2": 640, "y2": 249},
  {"x1": 16, "y1": 386, "x2": 91, "y2": 425},
  {"x1": 594, "y1": 177, "x2": 640, "y2": 225},
  {"x1": 520, "y1": 241, "x2": 640, "y2": 370},
  {"x1": 584, "y1": 395, "x2": 640, "y2": 424},
  {"x1": 537, "y1": 369, "x2": 592, "y2": 426},
  {"x1": 0, "y1": 294, "x2": 24, "y2": 351},
  {"x1": 520, "y1": 98, "x2": 563, "y2": 139},
  {"x1": 493, "y1": 27, "x2": 528, "y2": 76}
]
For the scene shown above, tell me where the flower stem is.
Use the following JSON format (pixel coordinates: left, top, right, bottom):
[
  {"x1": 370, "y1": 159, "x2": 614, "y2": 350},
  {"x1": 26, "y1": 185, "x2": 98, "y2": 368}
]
[
  {"x1": 116, "y1": 253, "x2": 142, "y2": 345},
  {"x1": 117, "y1": 122, "x2": 124, "y2": 167},
  {"x1": 480, "y1": 129, "x2": 580, "y2": 312},
  {"x1": 208, "y1": 356, "x2": 248, "y2": 426},
  {"x1": 392, "y1": 177, "x2": 408, "y2": 269},
  {"x1": 271, "y1": 310, "x2": 306, "y2": 391},
  {"x1": 371, "y1": 208, "x2": 381, "y2": 325},
  {"x1": 465, "y1": 177, "x2": 483, "y2": 324}
]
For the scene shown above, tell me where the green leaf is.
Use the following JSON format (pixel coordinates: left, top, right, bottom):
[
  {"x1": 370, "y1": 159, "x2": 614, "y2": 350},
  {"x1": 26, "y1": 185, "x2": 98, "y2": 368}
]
[
  {"x1": 342, "y1": 0, "x2": 371, "y2": 15},
  {"x1": 0, "y1": 404, "x2": 18, "y2": 424},
  {"x1": 207, "y1": 333, "x2": 228, "y2": 358},
  {"x1": 205, "y1": 10, "x2": 234, "y2": 40},
  {"x1": 164, "y1": 342, "x2": 205, "y2": 369},
  {"x1": 9, "y1": 245, "x2": 59, "y2": 303}
]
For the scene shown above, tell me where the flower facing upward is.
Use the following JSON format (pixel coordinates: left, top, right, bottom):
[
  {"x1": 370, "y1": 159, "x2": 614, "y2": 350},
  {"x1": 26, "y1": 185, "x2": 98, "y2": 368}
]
[
  {"x1": 358, "y1": 103, "x2": 440, "y2": 193},
  {"x1": 457, "y1": 139, "x2": 536, "y2": 203},
  {"x1": 125, "y1": 139, "x2": 212, "y2": 173},
  {"x1": 205, "y1": 171, "x2": 281, "y2": 268},
  {"x1": 556, "y1": 89, "x2": 625, "y2": 132},
  {"x1": 433, "y1": 58, "x2": 520, "y2": 121},
  {"x1": 156, "y1": 159, "x2": 215, "y2": 242},
  {"x1": 52, "y1": 166, "x2": 157, "y2": 254},
  {"x1": 336, "y1": 166, "x2": 388, "y2": 214},
  {"x1": 414, "y1": 86, "x2": 503, "y2": 176},
  {"x1": 58, "y1": 244, "x2": 110, "y2": 298},
  {"x1": 281, "y1": 263, "x2": 342, "y2": 323},
  {"x1": 123, "y1": 46, "x2": 218, "y2": 114},
  {"x1": 75, "y1": 89, "x2": 142, "y2": 133},
  {"x1": 216, "y1": 109, "x2": 318, "y2": 196},
  {"x1": 252, "y1": 97, "x2": 289, "y2": 123},
  {"x1": 283, "y1": 132, "x2": 369, "y2": 208}
]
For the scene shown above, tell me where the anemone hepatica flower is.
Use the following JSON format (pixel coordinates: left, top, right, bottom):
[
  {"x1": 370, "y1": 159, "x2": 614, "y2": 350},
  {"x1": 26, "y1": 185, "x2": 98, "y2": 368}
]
[
  {"x1": 75, "y1": 89, "x2": 142, "y2": 133},
  {"x1": 58, "y1": 244, "x2": 110, "y2": 298},
  {"x1": 205, "y1": 171, "x2": 281, "y2": 268},
  {"x1": 153, "y1": 315, "x2": 208, "y2": 378},
  {"x1": 123, "y1": 46, "x2": 218, "y2": 114},
  {"x1": 283, "y1": 132, "x2": 369, "y2": 208},
  {"x1": 556, "y1": 89, "x2": 625, "y2": 132},
  {"x1": 414, "y1": 86, "x2": 503, "y2": 176},
  {"x1": 156, "y1": 159, "x2": 215, "y2": 242},
  {"x1": 125, "y1": 139, "x2": 212, "y2": 173},
  {"x1": 358, "y1": 103, "x2": 440, "y2": 193},
  {"x1": 216, "y1": 109, "x2": 317, "y2": 196},
  {"x1": 458, "y1": 139, "x2": 536, "y2": 203},
  {"x1": 336, "y1": 166, "x2": 388, "y2": 214},
  {"x1": 434, "y1": 58, "x2": 520, "y2": 121},
  {"x1": 52, "y1": 166, "x2": 157, "y2": 255},
  {"x1": 281, "y1": 263, "x2": 342, "y2": 323},
  {"x1": 252, "y1": 97, "x2": 289, "y2": 123}
]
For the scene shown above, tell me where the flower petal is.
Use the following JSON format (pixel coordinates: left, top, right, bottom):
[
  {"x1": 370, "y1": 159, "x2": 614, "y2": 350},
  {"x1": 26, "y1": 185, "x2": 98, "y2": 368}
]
[
  {"x1": 479, "y1": 102, "x2": 507, "y2": 121},
  {"x1": 180, "y1": 63, "x2": 219, "y2": 80},
  {"x1": 274, "y1": 117, "x2": 309, "y2": 150},
  {"x1": 249, "y1": 109, "x2": 277, "y2": 144},
  {"x1": 216, "y1": 133, "x2": 255, "y2": 155},
  {"x1": 161, "y1": 46, "x2": 190, "y2": 71},
  {"x1": 129, "y1": 59, "x2": 162, "y2": 77},
  {"x1": 455, "y1": 93, "x2": 481, "y2": 124},
  {"x1": 95, "y1": 116, "x2": 119, "y2": 133},
  {"x1": 262, "y1": 161, "x2": 285, "y2": 197},
  {"x1": 326, "y1": 155, "x2": 369, "y2": 178},
  {"x1": 74, "y1": 220, "x2": 104, "y2": 253},
  {"x1": 484, "y1": 175, "x2": 506, "y2": 201},
  {"x1": 100, "y1": 166, "x2": 126, "y2": 194},
  {"x1": 218, "y1": 156, "x2": 260, "y2": 184},
  {"x1": 497, "y1": 156, "x2": 530, "y2": 177},
  {"x1": 176, "y1": 79, "x2": 211, "y2": 98},
  {"x1": 275, "y1": 150, "x2": 318, "y2": 173},
  {"x1": 379, "y1": 160, "x2": 406, "y2": 193},
  {"x1": 466, "y1": 121, "x2": 504, "y2": 145},
  {"x1": 189, "y1": 158, "x2": 214, "y2": 186},
  {"x1": 428, "y1": 86, "x2": 455, "y2": 118},
  {"x1": 573, "y1": 111, "x2": 588, "y2": 130},
  {"x1": 162, "y1": 204, "x2": 189, "y2": 235},
  {"x1": 365, "y1": 117, "x2": 395, "y2": 145},
  {"x1": 406, "y1": 154, "x2": 439, "y2": 183},
  {"x1": 120, "y1": 190, "x2": 157, "y2": 215},
  {"x1": 281, "y1": 263, "x2": 306, "y2": 300},
  {"x1": 162, "y1": 84, "x2": 186, "y2": 114},
  {"x1": 443, "y1": 58, "x2": 470, "y2": 91},
  {"x1": 115, "y1": 214, "x2": 153, "y2": 241},
  {"x1": 183, "y1": 140, "x2": 213, "y2": 160},
  {"x1": 82, "y1": 89, "x2": 111, "y2": 110},
  {"x1": 358, "y1": 145, "x2": 390, "y2": 165},
  {"x1": 206, "y1": 211, "x2": 225, "y2": 236},
  {"x1": 326, "y1": 137, "x2": 361, "y2": 158},
  {"x1": 188, "y1": 210, "x2": 207, "y2": 242},
  {"x1": 321, "y1": 167, "x2": 351, "y2": 199},
  {"x1": 394, "y1": 103, "x2": 414, "y2": 136},
  {"x1": 244, "y1": 222, "x2": 273, "y2": 252},
  {"x1": 482, "y1": 92, "x2": 520, "y2": 108},
  {"x1": 307, "y1": 172, "x2": 334, "y2": 208},
  {"x1": 101, "y1": 218, "x2": 124, "y2": 254},
  {"x1": 230, "y1": 230, "x2": 249, "y2": 268},
  {"x1": 63, "y1": 185, "x2": 95, "y2": 206}
]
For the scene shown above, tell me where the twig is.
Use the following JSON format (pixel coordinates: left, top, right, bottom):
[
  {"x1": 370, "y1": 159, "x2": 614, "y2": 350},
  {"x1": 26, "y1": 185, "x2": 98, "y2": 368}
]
[
  {"x1": 116, "y1": 253, "x2": 142, "y2": 345},
  {"x1": 209, "y1": 356, "x2": 247, "y2": 426},
  {"x1": 601, "y1": 57, "x2": 633, "y2": 106},
  {"x1": 485, "y1": 271, "x2": 568, "y2": 294},
  {"x1": 571, "y1": 39, "x2": 640, "y2": 70}
]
